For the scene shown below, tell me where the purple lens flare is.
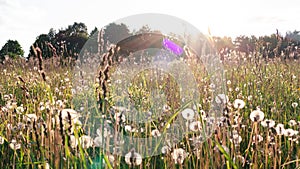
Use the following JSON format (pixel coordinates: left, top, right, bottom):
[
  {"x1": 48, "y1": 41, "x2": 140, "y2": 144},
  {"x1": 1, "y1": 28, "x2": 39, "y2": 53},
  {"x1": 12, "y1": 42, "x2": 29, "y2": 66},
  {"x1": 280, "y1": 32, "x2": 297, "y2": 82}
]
[{"x1": 162, "y1": 38, "x2": 183, "y2": 55}]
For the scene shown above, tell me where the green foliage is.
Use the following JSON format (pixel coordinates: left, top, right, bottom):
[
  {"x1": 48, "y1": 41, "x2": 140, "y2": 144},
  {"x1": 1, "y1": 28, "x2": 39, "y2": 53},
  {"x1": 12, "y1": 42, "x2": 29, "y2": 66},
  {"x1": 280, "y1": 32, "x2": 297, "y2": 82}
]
[
  {"x1": 234, "y1": 35, "x2": 256, "y2": 55},
  {"x1": 0, "y1": 40, "x2": 24, "y2": 60},
  {"x1": 29, "y1": 34, "x2": 53, "y2": 59},
  {"x1": 103, "y1": 23, "x2": 131, "y2": 45},
  {"x1": 53, "y1": 22, "x2": 89, "y2": 58}
]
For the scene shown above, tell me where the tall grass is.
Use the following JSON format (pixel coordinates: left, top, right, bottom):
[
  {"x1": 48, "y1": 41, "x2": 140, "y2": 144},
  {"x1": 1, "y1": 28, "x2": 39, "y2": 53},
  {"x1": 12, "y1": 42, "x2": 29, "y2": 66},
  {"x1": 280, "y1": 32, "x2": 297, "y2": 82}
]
[{"x1": 0, "y1": 50, "x2": 299, "y2": 169}]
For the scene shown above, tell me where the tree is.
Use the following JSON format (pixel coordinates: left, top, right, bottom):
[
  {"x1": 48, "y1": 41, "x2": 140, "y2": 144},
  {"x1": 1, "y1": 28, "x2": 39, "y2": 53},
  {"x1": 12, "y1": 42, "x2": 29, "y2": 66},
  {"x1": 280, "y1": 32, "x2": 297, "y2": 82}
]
[
  {"x1": 82, "y1": 27, "x2": 100, "y2": 54},
  {"x1": 257, "y1": 34, "x2": 278, "y2": 58},
  {"x1": 213, "y1": 36, "x2": 234, "y2": 52},
  {"x1": 0, "y1": 40, "x2": 24, "y2": 60},
  {"x1": 234, "y1": 35, "x2": 256, "y2": 55},
  {"x1": 285, "y1": 30, "x2": 300, "y2": 43},
  {"x1": 134, "y1": 25, "x2": 152, "y2": 34},
  {"x1": 28, "y1": 34, "x2": 54, "y2": 59},
  {"x1": 54, "y1": 22, "x2": 89, "y2": 58},
  {"x1": 103, "y1": 23, "x2": 131, "y2": 45}
]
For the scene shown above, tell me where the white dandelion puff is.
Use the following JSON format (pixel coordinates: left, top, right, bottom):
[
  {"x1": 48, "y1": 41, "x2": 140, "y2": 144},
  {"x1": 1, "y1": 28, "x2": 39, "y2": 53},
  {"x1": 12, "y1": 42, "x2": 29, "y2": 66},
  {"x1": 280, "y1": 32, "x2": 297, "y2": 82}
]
[
  {"x1": 253, "y1": 135, "x2": 264, "y2": 143},
  {"x1": 181, "y1": 108, "x2": 195, "y2": 120},
  {"x1": 284, "y1": 128, "x2": 298, "y2": 137},
  {"x1": 215, "y1": 94, "x2": 229, "y2": 104},
  {"x1": 125, "y1": 149, "x2": 142, "y2": 166},
  {"x1": 288, "y1": 120, "x2": 297, "y2": 127},
  {"x1": 171, "y1": 148, "x2": 188, "y2": 164},
  {"x1": 0, "y1": 136, "x2": 4, "y2": 144},
  {"x1": 79, "y1": 135, "x2": 93, "y2": 149},
  {"x1": 189, "y1": 121, "x2": 202, "y2": 132},
  {"x1": 9, "y1": 139, "x2": 21, "y2": 150},
  {"x1": 151, "y1": 129, "x2": 161, "y2": 137},
  {"x1": 261, "y1": 119, "x2": 275, "y2": 128},
  {"x1": 233, "y1": 99, "x2": 245, "y2": 109},
  {"x1": 292, "y1": 102, "x2": 298, "y2": 108},
  {"x1": 275, "y1": 123, "x2": 285, "y2": 135},
  {"x1": 250, "y1": 109, "x2": 264, "y2": 122}
]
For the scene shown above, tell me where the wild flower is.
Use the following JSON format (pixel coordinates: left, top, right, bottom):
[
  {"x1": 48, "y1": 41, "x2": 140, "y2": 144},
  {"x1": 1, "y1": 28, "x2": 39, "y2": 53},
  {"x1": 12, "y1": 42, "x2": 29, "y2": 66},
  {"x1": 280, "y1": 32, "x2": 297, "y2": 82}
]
[
  {"x1": 253, "y1": 135, "x2": 264, "y2": 143},
  {"x1": 275, "y1": 123, "x2": 285, "y2": 135},
  {"x1": 181, "y1": 108, "x2": 195, "y2": 120},
  {"x1": 233, "y1": 155, "x2": 245, "y2": 164},
  {"x1": 114, "y1": 112, "x2": 126, "y2": 123},
  {"x1": 215, "y1": 94, "x2": 228, "y2": 104},
  {"x1": 230, "y1": 134, "x2": 242, "y2": 145},
  {"x1": 9, "y1": 139, "x2": 21, "y2": 150},
  {"x1": 0, "y1": 136, "x2": 4, "y2": 144},
  {"x1": 171, "y1": 148, "x2": 188, "y2": 164},
  {"x1": 40, "y1": 163, "x2": 50, "y2": 169},
  {"x1": 7, "y1": 101, "x2": 17, "y2": 111},
  {"x1": 292, "y1": 102, "x2": 298, "y2": 108},
  {"x1": 3, "y1": 94, "x2": 10, "y2": 101},
  {"x1": 70, "y1": 135, "x2": 78, "y2": 149},
  {"x1": 161, "y1": 145, "x2": 171, "y2": 154},
  {"x1": 16, "y1": 106, "x2": 24, "y2": 114},
  {"x1": 151, "y1": 129, "x2": 161, "y2": 137},
  {"x1": 189, "y1": 121, "x2": 202, "y2": 132},
  {"x1": 80, "y1": 135, "x2": 93, "y2": 149},
  {"x1": 93, "y1": 135, "x2": 102, "y2": 147},
  {"x1": 199, "y1": 110, "x2": 207, "y2": 120},
  {"x1": 125, "y1": 149, "x2": 142, "y2": 166},
  {"x1": 233, "y1": 99, "x2": 245, "y2": 109},
  {"x1": 247, "y1": 95, "x2": 253, "y2": 101},
  {"x1": 24, "y1": 114, "x2": 38, "y2": 123},
  {"x1": 59, "y1": 109, "x2": 81, "y2": 124},
  {"x1": 235, "y1": 87, "x2": 240, "y2": 92},
  {"x1": 250, "y1": 109, "x2": 264, "y2": 122},
  {"x1": 284, "y1": 128, "x2": 298, "y2": 137},
  {"x1": 125, "y1": 125, "x2": 137, "y2": 133},
  {"x1": 288, "y1": 119, "x2": 297, "y2": 126},
  {"x1": 56, "y1": 100, "x2": 64, "y2": 108},
  {"x1": 261, "y1": 119, "x2": 275, "y2": 128}
]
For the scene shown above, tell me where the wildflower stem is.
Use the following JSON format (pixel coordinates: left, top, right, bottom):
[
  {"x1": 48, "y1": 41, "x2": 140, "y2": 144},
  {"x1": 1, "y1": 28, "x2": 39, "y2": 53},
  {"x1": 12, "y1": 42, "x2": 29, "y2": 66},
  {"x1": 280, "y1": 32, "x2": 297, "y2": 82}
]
[{"x1": 243, "y1": 121, "x2": 256, "y2": 167}]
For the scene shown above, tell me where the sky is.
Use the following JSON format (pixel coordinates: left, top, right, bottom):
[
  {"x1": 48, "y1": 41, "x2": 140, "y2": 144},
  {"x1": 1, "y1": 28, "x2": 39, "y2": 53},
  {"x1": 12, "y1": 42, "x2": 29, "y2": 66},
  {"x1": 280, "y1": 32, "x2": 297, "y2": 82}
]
[{"x1": 0, "y1": 0, "x2": 299, "y2": 56}]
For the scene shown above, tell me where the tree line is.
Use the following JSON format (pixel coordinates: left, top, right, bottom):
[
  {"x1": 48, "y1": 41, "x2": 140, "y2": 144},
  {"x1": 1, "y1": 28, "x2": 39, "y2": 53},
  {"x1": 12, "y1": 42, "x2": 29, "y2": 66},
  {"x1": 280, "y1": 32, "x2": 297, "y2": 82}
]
[{"x1": 1, "y1": 22, "x2": 300, "y2": 61}]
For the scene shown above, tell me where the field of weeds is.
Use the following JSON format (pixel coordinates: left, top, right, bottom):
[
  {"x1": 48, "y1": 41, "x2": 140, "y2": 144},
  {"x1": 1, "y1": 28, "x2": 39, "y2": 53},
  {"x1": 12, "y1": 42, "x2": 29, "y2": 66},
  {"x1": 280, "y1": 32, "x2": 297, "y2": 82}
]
[{"x1": 0, "y1": 50, "x2": 300, "y2": 169}]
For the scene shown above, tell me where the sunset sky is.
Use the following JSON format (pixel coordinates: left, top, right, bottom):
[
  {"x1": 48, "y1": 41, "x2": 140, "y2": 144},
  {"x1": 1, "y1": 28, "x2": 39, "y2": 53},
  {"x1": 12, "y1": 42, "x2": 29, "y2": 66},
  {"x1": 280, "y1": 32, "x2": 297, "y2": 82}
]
[{"x1": 0, "y1": 0, "x2": 299, "y2": 56}]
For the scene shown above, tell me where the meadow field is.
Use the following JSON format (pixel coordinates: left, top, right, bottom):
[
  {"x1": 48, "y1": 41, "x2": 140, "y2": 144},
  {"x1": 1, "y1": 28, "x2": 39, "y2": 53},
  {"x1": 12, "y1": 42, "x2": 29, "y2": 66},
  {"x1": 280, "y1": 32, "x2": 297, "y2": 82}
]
[{"x1": 0, "y1": 49, "x2": 299, "y2": 169}]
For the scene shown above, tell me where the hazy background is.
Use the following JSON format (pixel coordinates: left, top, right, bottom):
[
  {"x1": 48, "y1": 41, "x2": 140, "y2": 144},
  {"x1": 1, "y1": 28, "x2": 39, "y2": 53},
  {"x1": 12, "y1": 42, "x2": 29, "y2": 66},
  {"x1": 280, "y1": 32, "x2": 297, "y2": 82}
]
[{"x1": 0, "y1": 0, "x2": 299, "y2": 56}]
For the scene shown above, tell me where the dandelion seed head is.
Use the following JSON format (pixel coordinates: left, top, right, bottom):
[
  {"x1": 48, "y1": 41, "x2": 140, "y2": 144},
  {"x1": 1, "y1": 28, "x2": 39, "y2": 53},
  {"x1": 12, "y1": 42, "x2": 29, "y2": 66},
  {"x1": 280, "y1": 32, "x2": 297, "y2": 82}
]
[
  {"x1": 288, "y1": 119, "x2": 297, "y2": 126},
  {"x1": 151, "y1": 129, "x2": 161, "y2": 137},
  {"x1": 80, "y1": 135, "x2": 93, "y2": 149},
  {"x1": 70, "y1": 135, "x2": 78, "y2": 149},
  {"x1": 275, "y1": 123, "x2": 285, "y2": 135},
  {"x1": 233, "y1": 99, "x2": 245, "y2": 109},
  {"x1": 161, "y1": 145, "x2": 170, "y2": 154},
  {"x1": 24, "y1": 114, "x2": 38, "y2": 123},
  {"x1": 292, "y1": 102, "x2": 298, "y2": 108},
  {"x1": 125, "y1": 149, "x2": 142, "y2": 166},
  {"x1": 261, "y1": 119, "x2": 275, "y2": 128},
  {"x1": 181, "y1": 108, "x2": 195, "y2": 120},
  {"x1": 9, "y1": 139, "x2": 21, "y2": 150},
  {"x1": 171, "y1": 148, "x2": 188, "y2": 164},
  {"x1": 230, "y1": 134, "x2": 242, "y2": 145},
  {"x1": 189, "y1": 121, "x2": 202, "y2": 132},
  {"x1": 284, "y1": 128, "x2": 298, "y2": 137},
  {"x1": 250, "y1": 110, "x2": 264, "y2": 122},
  {"x1": 93, "y1": 136, "x2": 102, "y2": 147},
  {"x1": 215, "y1": 94, "x2": 228, "y2": 104},
  {"x1": 0, "y1": 136, "x2": 4, "y2": 144},
  {"x1": 253, "y1": 134, "x2": 264, "y2": 143}
]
